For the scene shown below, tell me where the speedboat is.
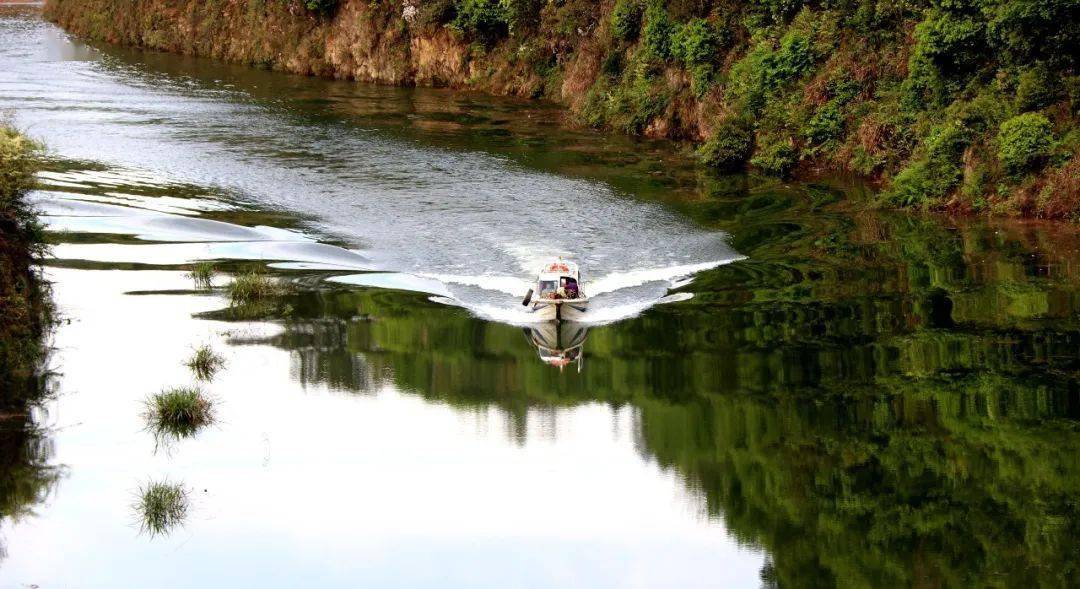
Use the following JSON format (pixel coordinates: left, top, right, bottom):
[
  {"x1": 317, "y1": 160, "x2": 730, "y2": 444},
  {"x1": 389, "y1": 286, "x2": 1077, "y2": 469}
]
[{"x1": 521, "y1": 259, "x2": 588, "y2": 322}]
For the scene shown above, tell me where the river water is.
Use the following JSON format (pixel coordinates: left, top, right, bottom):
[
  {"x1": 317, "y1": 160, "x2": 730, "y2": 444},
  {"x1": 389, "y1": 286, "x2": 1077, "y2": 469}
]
[{"x1": 2, "y1": 4, "x2": 1080, "y2": 587}]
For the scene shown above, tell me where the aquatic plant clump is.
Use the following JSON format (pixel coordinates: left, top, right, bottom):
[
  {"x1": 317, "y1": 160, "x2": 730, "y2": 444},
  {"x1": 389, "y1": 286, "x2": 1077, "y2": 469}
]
[
  {"x1": 227, "y1": 270, "x2": 288, "y2": 306},
  {"x1": 187, "y1": 261, "x2": 215, "y2": 290},
  {"x1": 135, "y1": 480, "x2": 189, "y2": 536},
  {"x1": 144, "y1": 386, "x2": 215, "y2": 440},
  {"x1": 185, "y1": 344, "x2": 225, "y2": 381}
]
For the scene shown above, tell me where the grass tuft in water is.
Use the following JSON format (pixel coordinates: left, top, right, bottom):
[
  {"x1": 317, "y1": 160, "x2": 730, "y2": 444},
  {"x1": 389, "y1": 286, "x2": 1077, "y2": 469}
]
[
  {"x1": 185, "y1": 344, "x2": 225, "y2": 381},
  {"x1": 144, "y1": 386, "x2": 215, "y2": 441},
  {"x1": 135, "y1": 480, "x2": 189, "y2": 537},
  {"x1": 187, "y1": 261, "x2": 216, "y2": 289},
  {"x1": 228, "y1": 270, "x2": 288, "y2": 305}
]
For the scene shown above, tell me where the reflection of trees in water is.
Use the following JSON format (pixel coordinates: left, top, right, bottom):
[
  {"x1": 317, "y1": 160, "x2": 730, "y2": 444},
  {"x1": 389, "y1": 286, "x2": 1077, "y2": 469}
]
[
  {"x1": 0, "y1": 372, "x2": 61, "y2": 560},
  {"x1": 226, "y1": 209, "x2": 1080, "y2": 586}
]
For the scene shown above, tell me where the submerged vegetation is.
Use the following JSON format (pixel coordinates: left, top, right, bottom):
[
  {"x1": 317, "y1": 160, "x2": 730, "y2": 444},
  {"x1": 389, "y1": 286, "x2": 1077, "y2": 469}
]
[
  {"x1": 44, "y1": 0, "x2": 1079, "y2": 218},
  {"x1": 134, "y1": 480, "x2": 189, "y2": 536},
  {"x1": 143, "y1": 386, "x2": 215, "y2": 441},
  {"x1": 185, "y1": 344, "x2": 225, "y2": 381}
]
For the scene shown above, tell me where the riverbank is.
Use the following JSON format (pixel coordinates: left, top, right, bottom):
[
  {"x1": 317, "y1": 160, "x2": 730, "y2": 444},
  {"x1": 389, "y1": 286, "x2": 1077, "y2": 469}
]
[
  {"x1": 43, "y1": 0, "x2": 1079, "y2": 220},
  {"x1": 0, "y1": 123, "x2": 49, "y2": 391}
]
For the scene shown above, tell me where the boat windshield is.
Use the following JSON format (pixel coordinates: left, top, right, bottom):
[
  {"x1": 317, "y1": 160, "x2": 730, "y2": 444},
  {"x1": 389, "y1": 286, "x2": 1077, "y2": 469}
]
[{"x1": 538, "y1": 280, "x2": 558, "y2": 297}]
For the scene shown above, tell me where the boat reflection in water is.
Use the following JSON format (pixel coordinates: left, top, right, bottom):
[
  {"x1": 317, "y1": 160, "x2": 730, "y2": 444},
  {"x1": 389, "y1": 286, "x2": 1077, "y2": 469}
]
[{"x1": 523, "y1": 321, "x2": 589, "y2": 371}]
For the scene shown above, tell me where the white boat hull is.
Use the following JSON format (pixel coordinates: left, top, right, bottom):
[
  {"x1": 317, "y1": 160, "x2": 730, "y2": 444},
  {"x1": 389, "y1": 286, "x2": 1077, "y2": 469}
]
[{"x1": 527, "y1": 299, "x2": 589, "y2": 322}]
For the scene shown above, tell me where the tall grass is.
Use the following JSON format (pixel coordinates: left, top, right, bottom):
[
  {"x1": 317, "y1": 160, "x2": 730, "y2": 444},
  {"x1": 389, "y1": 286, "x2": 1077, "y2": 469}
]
[
  {"x1": 228, "y1": 270, "x2": 287, "y2": 305},
  {"x1": 135, "y1": 480, "x2": 189, "y2": 536},
  {"x1": 185, "y1": 344, "x2": 225, "y2": 381},
  {"x1": 187, "y1": 261, "x2": 216, "y2": 289},
  {"x1": 144, "y1": 386, "x2": 215, "y2": 442}
]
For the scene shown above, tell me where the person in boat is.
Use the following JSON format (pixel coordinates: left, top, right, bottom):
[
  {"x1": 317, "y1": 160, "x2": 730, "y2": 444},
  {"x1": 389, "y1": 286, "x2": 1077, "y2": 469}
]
[{"x1": 560, "y1": 277, "x2": 580, "y2": 299}]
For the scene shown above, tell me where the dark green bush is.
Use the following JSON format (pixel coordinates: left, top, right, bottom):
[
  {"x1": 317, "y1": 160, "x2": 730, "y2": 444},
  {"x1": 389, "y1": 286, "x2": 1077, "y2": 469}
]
[
  {"x1": 751, "y1": 0, "x2": 805, "y2": 25},
  {"x1": 601, "y1": 51, "x2": 624, "y2": 77},
  {"x1": 502, "y1": 0, "x2": 544, "y2": 34},
  {"x1": 751, "y1": 136, "x2": 799, "y2": 176},
  {"x1": 986, "y1": 0, "x2": 1080, "y2": 69},
  {"x1": 903, "y1": 6, "x2": 988, "y2": 111},
  {"x1": 582, "y1": 59, "x2": 672, "y2": 135},
  {"x1": 727, "y1": 30, "x2": 816, "y2": 115},
  {"x1": 1015, "y1": 64, "x2": 1062, "y2": 112},
  {"x1": 452, "y1": 0, "x2": 509, "y2": 44},
  {"x1": 302, "y1": 0, "x2": 337, "y2": 14},
  {"x1": 699, "y1": 118, "x2": 754, "y2": 171},
  {"x1": 642, "y1": 2, "x2": 674, "y2": 58},
  {"x1": 803, "y1": 101, "x2": 844, "y2": 146},
  {"x1": 417, "y1": 0, "x2": 458, "y2": 28},
  {"x1": 997, "y1": 112, "x2": 1054, "y2": 174},
  {"x1": 886, "y1": 122, "x2": 970, "y2": 206},
  {"x1": 671, "y1": 19, "x2": 718, "y2": 66},
  {"x1": 611, "y1": 0, "x2": 643, "y2": 42},
  {"x1": 671, "y1": 19, "x2": 720, "y2": 96}
]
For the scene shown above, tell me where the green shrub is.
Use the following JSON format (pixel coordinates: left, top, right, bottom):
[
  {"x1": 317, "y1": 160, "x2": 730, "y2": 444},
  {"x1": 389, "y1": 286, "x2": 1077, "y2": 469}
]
[
  {"x1": 642, "y1": 2, "x2": 674, "y2": 59},
  {"x1": 912, "y1": 9, "x2": 987, "y2": 76},
  {"x1": 986, "y1": 0, "x2": 1080, "y2": 69},
  {"x1": 768, "y1": 32, "x2": 814, "y2": 86},
  {"x1": 903, "y1": 8, "x2": 987, "y2": 111},
  {"x1": 671, "y1": 19, "x2": 718, "y2": 66},
  {"x1": 417, "y1": 0, "x2": 458, "y2": 28},
  {"x1": 886, "y1": 122, "x2": 970, "y2": 206},
  {"x1": 997, "y1": 112, "x2": 1054, "y2": 174},
  {"x1": 0, "y1": 125, "x2": 40, "y2": 211},
  {"x1": 584, "y1": 57, "x2": 672, "y2": 135},
  {"x1": 699, "y1": 118, "x2": 754, "y2": 171},
  {"x1": 302, "y1": 0, "x2": 337, "y2": 14},
  {"x1": 1015, "y1": 64, "x2": 1062, "y2": 112},
  {"x1": 601, "y1": 51, "x2": 624, "y2": 77},
  {"x1": 727, "y1": 29, "x2": 816, "y2": 115},
  {"x1": 803, "y1": 101, "x2": 844, "y2": 146},
  {"x1": 751, "y1": 0, "x2": 805, "y2": 25},
  {"x1": 947, "y1": 86, "x2": 1012, "y2": 136},
  {"x1": 502, "y1": 0, "x2": 544, "y2": 34},
  {"x1": 452, "y1": 0, "x2": 509, "y2": 44},
  {"x1": 751, "y1": 136, "x2": 798, "y2": 176},
  {"x1": 610, "y1": 0, "x2": 643, "y2": 42}
]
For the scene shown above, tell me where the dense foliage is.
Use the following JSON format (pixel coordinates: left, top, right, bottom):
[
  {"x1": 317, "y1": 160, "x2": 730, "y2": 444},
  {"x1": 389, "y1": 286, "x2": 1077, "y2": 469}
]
[
  {"x1": 45, "y1": 0, "x2": 1080, "y2": 218},
  {"x1": 0, "y1": 124, "x2": 48, "y2": 382}
]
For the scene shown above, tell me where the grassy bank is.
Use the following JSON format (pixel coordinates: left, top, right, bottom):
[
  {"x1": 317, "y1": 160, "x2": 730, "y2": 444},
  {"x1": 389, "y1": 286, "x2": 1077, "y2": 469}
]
[
  {"x1": 44, "y1": 0, "x2": 1078, "y2": 218},
  {"x1": 0, "y1": 122, "x2": 49, "y2": 388}
]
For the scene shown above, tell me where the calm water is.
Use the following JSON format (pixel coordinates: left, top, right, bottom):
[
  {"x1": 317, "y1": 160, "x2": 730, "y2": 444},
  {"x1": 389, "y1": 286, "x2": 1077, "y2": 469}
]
[{"x1": 3, "y1": 4, "x2": 1080, "y2": 587}]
